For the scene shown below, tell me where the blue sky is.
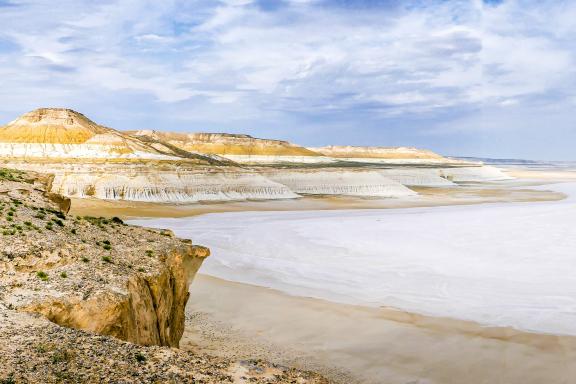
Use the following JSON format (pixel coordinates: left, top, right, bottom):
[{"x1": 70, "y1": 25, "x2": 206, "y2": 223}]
[{"x1": 0, "y1": 0, "x2": 575, "y2": 160}]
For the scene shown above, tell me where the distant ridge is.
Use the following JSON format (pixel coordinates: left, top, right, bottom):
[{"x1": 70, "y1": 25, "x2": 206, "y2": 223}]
[
  {"x1": 128, "y1": 130, "x2": 324, "y2": 157},
  {"x1": 309, "y1": 145, "x2": 447, "y2": 160}
]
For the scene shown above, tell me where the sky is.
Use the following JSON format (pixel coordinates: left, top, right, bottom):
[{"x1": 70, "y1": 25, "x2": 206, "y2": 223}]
[{"x1": 0, "y1": 0, "x2": 575, "y2": 160}]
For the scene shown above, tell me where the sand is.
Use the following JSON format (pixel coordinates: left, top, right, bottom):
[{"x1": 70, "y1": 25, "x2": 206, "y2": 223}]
[
  {"x1": 70, "y1": 167, "x2": 576, "y2": 384},
  {"x1": 184, "y1": 275, "x2": 576, "y2": 384}
]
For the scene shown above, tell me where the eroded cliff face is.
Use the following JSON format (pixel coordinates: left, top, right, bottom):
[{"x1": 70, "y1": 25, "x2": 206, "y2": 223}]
[
  {"x1": 0, "y1": 168, "x2": 209, "y2": 347},
  {"x1": 23, "y1": 244, "x2": 209, "y2": 347},
  {"x1": 1, "y1": 160, "x2": 300, "y2": 203},
  {"x1": 261, "y1": 168, "x2": 417, "y2": 197},
  {"x1": 0, "y1": 168, "x2": 328, "y2": 383}
]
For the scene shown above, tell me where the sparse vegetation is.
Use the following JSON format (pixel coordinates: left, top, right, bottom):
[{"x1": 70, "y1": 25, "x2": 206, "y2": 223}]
[
  {"x1": 135, "y1": 352, "x2": 147, "y2": 363},
  {"x1": 51, "y1": 349, "x2": 71, "y2": 364},
  {"x1": 36, "y1": 271, "x2": 48, "y2": 281},
  {"x1": 111, "y1": 216, "x2": 124, "y2": 225},
  {"x1": 0, "y1": 373, "x2": 15, "y2": 384}
]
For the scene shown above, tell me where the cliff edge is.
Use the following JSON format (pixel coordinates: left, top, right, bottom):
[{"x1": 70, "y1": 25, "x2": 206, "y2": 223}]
[{"x1": 0, "y1": 168, "x2": 327, "y2": 383}]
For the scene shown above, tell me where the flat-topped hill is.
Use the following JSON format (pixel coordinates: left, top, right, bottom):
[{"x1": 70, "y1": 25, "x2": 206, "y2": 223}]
[
  {"x1": 0, "y1": 109, "x2": 223, "y2": 163},
  {"x1": 310, "y1": 145, "x2": 447, "y2": 160},
  {"x1": 130, "y1": 130, "x2": 324, "y2": 157}
]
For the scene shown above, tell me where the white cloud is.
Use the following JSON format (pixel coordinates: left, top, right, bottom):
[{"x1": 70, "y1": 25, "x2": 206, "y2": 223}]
[{"x1": 0, "y1": 0, "x2": 575, "y2": 158}]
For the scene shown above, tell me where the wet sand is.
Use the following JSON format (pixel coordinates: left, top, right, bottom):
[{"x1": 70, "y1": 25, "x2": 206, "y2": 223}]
[{"x1": 184, "y1": 275, "x2": 576, "y2": 384}]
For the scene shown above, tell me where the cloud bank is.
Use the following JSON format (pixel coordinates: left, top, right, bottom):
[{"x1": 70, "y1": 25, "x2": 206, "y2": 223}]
[{"x1": 0, "y1": 0, "x2": 574, "y2": 159}]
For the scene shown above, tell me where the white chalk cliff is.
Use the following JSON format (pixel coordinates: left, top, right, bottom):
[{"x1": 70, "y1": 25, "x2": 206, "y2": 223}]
[{"x1": 262, "y1": 169, "x2": 416, "y2": 197}]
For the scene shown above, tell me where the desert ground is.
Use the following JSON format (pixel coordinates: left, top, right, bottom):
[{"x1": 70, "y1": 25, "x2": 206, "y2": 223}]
[{"x1": 71, "y1": 167, "x2": 576, "y2": 384}]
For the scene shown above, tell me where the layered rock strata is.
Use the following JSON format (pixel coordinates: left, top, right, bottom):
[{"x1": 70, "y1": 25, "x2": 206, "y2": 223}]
[
  {"x1": 309, "y1": 145, "x2": 462, "y2": 165},
  {"x1": 130, "y1": 130, "x2": 334, "y2": 164},
  {"x1": 0, "y1": 168, "x2": 327, "y2": 383},
  {"x1": 0, "y1": 109, "x2": 300, "y2": 202},
  {"x1": 0, "y1": 160, "x2": 299, "y2": 203},
  {"x1": 0, "y1": 108, "x2": 218, "y2": 162},
  {"x1": 262, "y1": 169, "x2": 417, "y2": 197}
]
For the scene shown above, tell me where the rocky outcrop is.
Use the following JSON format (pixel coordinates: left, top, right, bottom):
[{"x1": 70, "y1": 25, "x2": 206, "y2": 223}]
[
  {"x1": 0, "y1": 168, "x2": 209, "y2": 348},
  {"x1": 0, "y1": 310, "x2": 328, "y2": 384},
  {"x1": 0, "y1": 109, "x2": 512, "y2": 205},
  {"x1": 0, "y1": 168, "x2": 328, "y2": 383},
  {"x1": 22, "y1": 244, "x2": 209, "y2": 347}
]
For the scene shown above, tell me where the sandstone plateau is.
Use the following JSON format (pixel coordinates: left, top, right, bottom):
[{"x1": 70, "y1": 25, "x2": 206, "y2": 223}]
[
  {"x1": 0, "y1": 168, "x2": 328, "y2": 383},
  {"x1": 128, "y1": 130, "x2": 334, "y2": 164}
]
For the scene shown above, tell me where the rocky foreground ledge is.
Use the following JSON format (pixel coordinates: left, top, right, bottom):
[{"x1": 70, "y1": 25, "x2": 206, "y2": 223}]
[{"x1": 0, "y1": 168, "x2": 328, "y2": 383}]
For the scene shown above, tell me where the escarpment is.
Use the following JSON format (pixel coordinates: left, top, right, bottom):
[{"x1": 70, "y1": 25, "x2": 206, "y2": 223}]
[
  {"x1": 0, "y1": 168, "x2": 209, "y2": 348},
  {"x1": 0, "y1": 169, "x2": 328, "y2": 383},
  {"x1": 130, "y1": 130, "x2": 334, "y2": 164}
]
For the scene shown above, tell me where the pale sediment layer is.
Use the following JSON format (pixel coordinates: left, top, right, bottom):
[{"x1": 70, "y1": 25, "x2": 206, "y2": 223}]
[
  {"x1": 439, "y1": 165, "x2": 513, "y2": 182},
  {"x1": 261, "y1": 168, "x2": 417, "y2": 197},
  {"x1": 379, "y1": 168, "x2": 457, "y2": 186},
  {"x1": 0, "y1": 161, "x2": 299, "y2": 203},
  {"x1": 378, "y1": 165, "x2": 513, "y2": 186},
  {"x1": 70, "y1": 184, "x2": 565, "y2": 219}
]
